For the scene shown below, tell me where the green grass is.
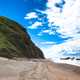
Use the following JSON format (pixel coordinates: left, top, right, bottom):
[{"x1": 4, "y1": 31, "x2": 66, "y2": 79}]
[{"x1": 0, "y1": 33, "x2": 17, "y2": 50}]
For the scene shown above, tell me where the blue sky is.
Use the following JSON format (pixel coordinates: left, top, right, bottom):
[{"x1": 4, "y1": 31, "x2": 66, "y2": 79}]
[{"x1": 0, "y1": 0, "x2": 80, "y2": 63}]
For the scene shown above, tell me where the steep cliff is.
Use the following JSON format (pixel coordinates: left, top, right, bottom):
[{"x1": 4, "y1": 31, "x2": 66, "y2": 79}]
[{"x1": 0, "y1": 16, "x2": 44, "y2": 59}]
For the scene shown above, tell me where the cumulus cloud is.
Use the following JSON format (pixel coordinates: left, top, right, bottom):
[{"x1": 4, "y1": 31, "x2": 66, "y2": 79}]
[
  {"x1": 42, "y1": 39, "x2": 80, "y2": 59},
  {"x1": 24, "y1": 12, "x2": 38, "y2": 19},
  {"x1": 28, "y1": 22, "x2": 42, "y2": 29},
  {"x1": 38, "y1": 29, "x2": 56, "y2": 36},
  {"x1": 46, "y1": 0, "x2": 80, "y2": 38}
]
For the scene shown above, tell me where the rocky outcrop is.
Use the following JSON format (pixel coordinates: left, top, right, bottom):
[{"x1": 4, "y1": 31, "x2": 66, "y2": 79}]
[
  {"x1": 0, "y1": 16, "x2": 44, "y2": 59},
  {"x1": 60, "y1": 57, "x2": 75, "y2": 60}
]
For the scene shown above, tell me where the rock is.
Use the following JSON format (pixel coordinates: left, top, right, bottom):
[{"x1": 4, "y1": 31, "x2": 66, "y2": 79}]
[
  {"x1": 60, "y1": 57, "x2": 71, "y2": 60},
  {"x1": 0, "y1": 16, "x2": 45, "y2": 59},
  {"x1": 76, "y1": 58, "x2": 80, "y2": 60},
  {"x1": 60, "y1": 57, "x2": 75, "y2": 60}
]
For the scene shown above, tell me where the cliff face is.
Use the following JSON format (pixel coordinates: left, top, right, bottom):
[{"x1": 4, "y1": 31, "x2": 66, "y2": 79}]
[{"x1": 0, "y1": 16, "x2": 44, "y2": 59}]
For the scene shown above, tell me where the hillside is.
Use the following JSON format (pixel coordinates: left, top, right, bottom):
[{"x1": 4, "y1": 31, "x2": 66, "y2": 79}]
[{"x1": 0, "y1": 16, "x2": 44, "y2": 59}]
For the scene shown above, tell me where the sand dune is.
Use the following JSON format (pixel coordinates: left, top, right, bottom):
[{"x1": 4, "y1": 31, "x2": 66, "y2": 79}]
[{"x1": 0, "y1": 58, "x2": 80, "y2": 80}]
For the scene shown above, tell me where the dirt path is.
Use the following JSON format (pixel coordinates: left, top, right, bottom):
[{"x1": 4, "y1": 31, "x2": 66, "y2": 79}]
[{"x1": 0, "y1": 58, "x2": 80, "y2": 80}]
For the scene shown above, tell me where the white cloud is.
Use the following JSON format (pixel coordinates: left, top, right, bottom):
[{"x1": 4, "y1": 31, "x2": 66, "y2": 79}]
[
  {"x1": 24, "y1": 12, "x2": 38, "y2": 19},
  {"x1": 42, "y1": 29, "x2": 55, "y2": 35},
  {"x1": 40, "y1": 41, "x2": 56, "y2": 45},
  {"x1": 47, "y1": 0, "x2": 62, "y2": 8},
  {"x1": 38, "y1": 29, "x2": 56, "y2": 36},
  {"x1": 45, "y1": 0, "x2": 80, "y2": 38},
  {"x1": 28, "y1": 22, "x2": 42, "y2": 29},
  {"x1": 41, "y1": 38, "x2": 80, "y2": 60}
]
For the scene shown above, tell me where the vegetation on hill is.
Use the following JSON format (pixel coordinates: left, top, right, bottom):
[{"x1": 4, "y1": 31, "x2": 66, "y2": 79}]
[{"x1": 0, "y1": 16, "x2": 45, "y2": 59}]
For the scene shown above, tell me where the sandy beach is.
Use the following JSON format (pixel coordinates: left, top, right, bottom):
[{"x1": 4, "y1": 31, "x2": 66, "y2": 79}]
[{"x1": 0, "y1": 58, "x2": 80, "y2": 80}]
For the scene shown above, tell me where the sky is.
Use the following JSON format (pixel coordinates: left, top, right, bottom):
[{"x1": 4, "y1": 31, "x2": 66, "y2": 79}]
[{"x1": 0, "y1": 0, "x2": 80, "y2": 64}]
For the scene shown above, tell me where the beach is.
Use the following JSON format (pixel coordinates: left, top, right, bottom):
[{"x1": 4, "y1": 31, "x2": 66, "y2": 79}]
[{"x1": 0, "y1": 58, "x2": 80, "y2": 80}]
